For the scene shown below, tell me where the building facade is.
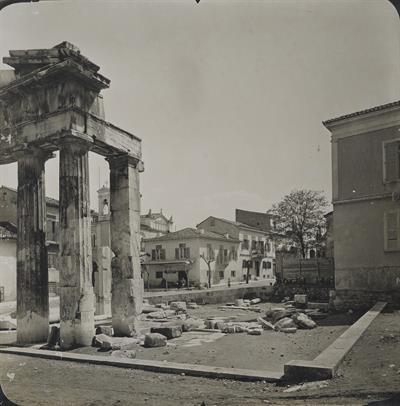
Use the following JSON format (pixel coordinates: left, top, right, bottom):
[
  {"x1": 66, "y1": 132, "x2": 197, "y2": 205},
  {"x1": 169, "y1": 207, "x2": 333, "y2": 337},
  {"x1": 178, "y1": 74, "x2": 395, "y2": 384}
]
[
  {"x1": 142, "y1": 228, "x2": 240, "y2": 289},
  {"x1": 0, "y1": 186, "x2": 60, "y2": 301},
  {"x1": 323, "y1": 101, "x2": 400, "y2": 308},
  {"x1": 196, "y1": 211, "x2": 276, "y2": 282}
]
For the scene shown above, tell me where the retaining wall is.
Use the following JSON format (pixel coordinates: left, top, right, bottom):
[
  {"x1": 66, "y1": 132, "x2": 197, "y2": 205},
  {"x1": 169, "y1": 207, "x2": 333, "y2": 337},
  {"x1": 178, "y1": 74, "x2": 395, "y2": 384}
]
[{"x1": 145, "y1": 283, "x2": 273, "y2": 305}]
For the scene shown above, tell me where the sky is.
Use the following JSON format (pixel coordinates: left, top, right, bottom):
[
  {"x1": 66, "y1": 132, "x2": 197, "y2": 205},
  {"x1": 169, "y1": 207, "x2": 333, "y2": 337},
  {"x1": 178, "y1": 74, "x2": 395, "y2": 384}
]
[{"x1": 0, "y1": 0, "x2": 399, "y2": 229}]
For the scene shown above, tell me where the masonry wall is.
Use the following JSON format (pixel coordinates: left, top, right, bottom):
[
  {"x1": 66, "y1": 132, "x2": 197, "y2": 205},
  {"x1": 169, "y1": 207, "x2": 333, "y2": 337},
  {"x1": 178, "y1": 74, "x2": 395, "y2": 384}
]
[
  {"x1": 336, "y1": 125, "x2": 400, "y2": 201},
  {"x1": 334, "y1": 198, "x2": 400, "y2": 308}
]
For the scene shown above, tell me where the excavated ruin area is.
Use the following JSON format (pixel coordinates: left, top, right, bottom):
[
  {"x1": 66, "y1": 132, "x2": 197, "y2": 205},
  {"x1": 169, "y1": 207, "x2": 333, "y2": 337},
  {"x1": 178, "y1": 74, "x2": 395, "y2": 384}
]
[{"x1": 68, "y1": 302, "x2": 363, "y2": 373}]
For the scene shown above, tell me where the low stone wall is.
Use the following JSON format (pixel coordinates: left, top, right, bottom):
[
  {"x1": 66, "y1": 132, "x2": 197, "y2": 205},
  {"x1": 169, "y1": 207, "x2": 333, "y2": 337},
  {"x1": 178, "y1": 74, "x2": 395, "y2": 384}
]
[
  {"x1": 146, "y1": 283, "x2": 273, "y2": 305},
  {"x1": 334, "y1": 289, "x2": 400, "y2": 310}
]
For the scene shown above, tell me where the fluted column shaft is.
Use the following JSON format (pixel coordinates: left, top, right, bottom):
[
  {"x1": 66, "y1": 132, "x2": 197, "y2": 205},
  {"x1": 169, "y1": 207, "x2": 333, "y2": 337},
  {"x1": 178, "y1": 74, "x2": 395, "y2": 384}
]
[
  {"x1": 108, "y1": 155, "x2": 143, "y2": 336},
  {"x1": 59, "y1": 140, "x2": 94, "y2": 348},
  {"x1": 16, "y1": 152, "x2": 49, "y2": 344}
]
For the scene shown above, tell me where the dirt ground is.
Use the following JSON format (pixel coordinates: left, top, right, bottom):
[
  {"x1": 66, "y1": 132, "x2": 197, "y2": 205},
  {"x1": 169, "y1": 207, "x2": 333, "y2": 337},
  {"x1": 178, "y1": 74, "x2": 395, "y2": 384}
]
[{"x1": 1, "y1": 306, "x2": 398, "y2": 405}]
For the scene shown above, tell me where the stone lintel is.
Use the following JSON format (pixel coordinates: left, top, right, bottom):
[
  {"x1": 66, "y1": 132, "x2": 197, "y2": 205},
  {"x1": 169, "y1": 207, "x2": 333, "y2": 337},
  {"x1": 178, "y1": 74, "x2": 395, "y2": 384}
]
[{"x1": 0, "y1": 109, "x2": 141, "y2": 165}]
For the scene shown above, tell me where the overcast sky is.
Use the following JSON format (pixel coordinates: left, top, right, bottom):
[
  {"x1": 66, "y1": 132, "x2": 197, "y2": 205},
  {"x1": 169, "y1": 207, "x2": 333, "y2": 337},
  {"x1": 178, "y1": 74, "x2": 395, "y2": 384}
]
[{"x1": 0, "y1": 0, "x2": 399, "y2": 229}]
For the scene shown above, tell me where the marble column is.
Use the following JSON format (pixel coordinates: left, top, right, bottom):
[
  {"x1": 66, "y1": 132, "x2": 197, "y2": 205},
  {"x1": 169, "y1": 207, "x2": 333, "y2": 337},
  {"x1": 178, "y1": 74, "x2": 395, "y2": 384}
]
[
  {"x1": 16, "y1": 151, "x2": 50, "y2": 344},
  {"x1": 108, "y1": 155, "x2": 143, "y2": 337},
  {"x1": 59, "y1": 140, "x2": 94, "y2": 349}
]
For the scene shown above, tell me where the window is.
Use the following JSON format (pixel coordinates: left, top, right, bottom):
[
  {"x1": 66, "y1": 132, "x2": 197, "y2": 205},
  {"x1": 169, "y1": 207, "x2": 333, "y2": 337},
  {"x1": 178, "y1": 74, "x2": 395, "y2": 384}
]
[
  {"x1": 384, "y1": 211, "x2": 400, "y2": 251},
  {"x1": 384, "y1": 140, "x2": 400, "y2": 182},
  {"x1": 223, "y1": 249, "x2": 228, "y2": 262},
  {"x1": 230, "y1": 246, "x2": 237, "y2": 261},
  {"x1": 231, "y1": 270, "x2": 236, "y2": 277},
  {"x1": 92, "y1": 234, "x2": 96, "y2": 247},
  {"x1": 207, "y1": 244, "x2": 214, "y2": 260},
  {"x1": 156, "y1": 271, "x2": 163, "y2": 279},
  {"x1": 152, "y1": 245, "x2": 166, "y2": 260},
  {"x1": 219, "y1": 271, "x2": 224, "y2": 278},
  {"x1": 175, "y1": 243, "x2": 190, "y2": 259},
  {"x1": 263, "y1": 261, "x2": 272, "y2": 269},
  {"x1": 242, "y1": 237, "x2": 249, "y2": 250}
]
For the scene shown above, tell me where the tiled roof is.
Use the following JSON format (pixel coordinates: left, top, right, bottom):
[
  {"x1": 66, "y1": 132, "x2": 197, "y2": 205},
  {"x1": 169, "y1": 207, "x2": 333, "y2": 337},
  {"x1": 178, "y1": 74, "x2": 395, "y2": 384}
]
[
  {"x1": 200, "y1": 216, "x2": 269, "y2": 234},
  {"x1": 0, "y1": 185, "x2": 59, "y2": 206},
  {"x1": 323, "y1": 100, "x2": 400, "y2": 125},
  {"x1": 143, "y1": 227, "x2": 239, "y2": 243}
]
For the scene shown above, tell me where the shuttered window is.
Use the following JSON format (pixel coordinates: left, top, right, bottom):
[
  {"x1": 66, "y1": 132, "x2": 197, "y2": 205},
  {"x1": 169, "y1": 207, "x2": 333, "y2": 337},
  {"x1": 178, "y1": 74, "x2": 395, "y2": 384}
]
[
  {"x1": 384, "y1": 211, "x2": 400, "y2": 251},
  {"x1": 384, "y1": 140, "x2": 400, "y2": 182}
]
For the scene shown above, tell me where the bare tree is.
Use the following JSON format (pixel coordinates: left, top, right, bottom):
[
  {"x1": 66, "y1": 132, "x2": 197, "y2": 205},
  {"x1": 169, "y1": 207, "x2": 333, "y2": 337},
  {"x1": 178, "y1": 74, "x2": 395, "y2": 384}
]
[
  {"x1": 200, "y1": 252, "x2": 215, "y2": 288},
  {"x1": 270, "y1": 189, "x2": 328, "y2": 259}
]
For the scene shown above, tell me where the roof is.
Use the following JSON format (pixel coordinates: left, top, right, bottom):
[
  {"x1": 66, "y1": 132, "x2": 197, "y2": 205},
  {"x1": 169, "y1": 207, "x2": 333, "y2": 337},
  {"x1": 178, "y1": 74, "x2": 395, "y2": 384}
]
[
  {"x1": 0, "y1": 185, "x2": 59, "y2": 207},
  {"x1": 323, "y1": 100, "x2": 400, "y2": 126},
  {"x1": 141, "y1": 211, "x2": 173, "y2": 223},
  {"x1": 197, "y1": 216, "x2": 270, "y2": 235},
  {"x1": 143, "y1": 227, "x2": 240, "y2": 243}
]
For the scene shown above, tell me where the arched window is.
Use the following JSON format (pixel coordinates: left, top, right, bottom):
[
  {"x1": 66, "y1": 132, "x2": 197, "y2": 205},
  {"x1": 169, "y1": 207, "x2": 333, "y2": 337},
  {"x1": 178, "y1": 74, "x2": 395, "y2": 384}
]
[{"x1": 103, "y1": 199, "x2": 109, "y2": 215}]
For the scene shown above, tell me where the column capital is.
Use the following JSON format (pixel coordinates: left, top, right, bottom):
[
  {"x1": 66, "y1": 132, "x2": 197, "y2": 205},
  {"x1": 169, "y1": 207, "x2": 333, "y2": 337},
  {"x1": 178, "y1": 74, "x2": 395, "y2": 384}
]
[
  {"x1": 106, "y1": 154, "x2": 144, "y2": 172},
  {"x1": 58, "y1": 135, "x2": 93, "y2": 155},
  {"x1": 16, "y1": 147, "x2": 55, "y2": 163}
]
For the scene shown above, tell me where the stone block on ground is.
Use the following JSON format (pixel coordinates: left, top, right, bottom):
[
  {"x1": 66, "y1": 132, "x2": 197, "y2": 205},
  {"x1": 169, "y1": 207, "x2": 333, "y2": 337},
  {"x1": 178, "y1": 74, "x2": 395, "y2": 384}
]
[
  {"x1": 110, "y1": 349, "x2": 137, "y2": 359},
  {"x1": 205, "y1": 319, "x2": 225, "y2": 329},
  {"x1": 187, "y1": 302, "x2": 198, "y2": 309},
  {"x1": 92, "y1": 334, "x2": 140, "y2": 351},
  {"x1": 294, "y1": 294, "x2": 308, "y2": 308},
  {"x1": 266, "y1": 308, "x2": 296, "y2": 323},
  {"x1": 147, "y1": 311, "x2": 167, "y2": 319},
  {"x1": 150, "y1": 325, "x2": 182, "y2": 339},
  {"x1": 155, "y1": 303, "x2": 169, "y2": 310},
  {"x1": 95, "y1": 325, "x2": 114, "y2": 336},
  {"x1": 248, "y1": 328, "x2": 262, "y2": 335},
  {"x1": 0, "y1": 320, "x2": 16, "y2": 330},
  {"x1": 182, "y1": 318, "x2": 204, "y2": 331},
  {"x1": 165, "y1": 309, "x2": 178, "y2": 318},
  {"x1": 250, "y1": 298, "x2": 261, "y2": 305},
  {"x1": 142, "y1": 305, "x2": 160, "y2": 314},
  {"x1": 274, "y1": 317, "x2": 297, "y2": 331},
  {"x1": 280, "y1": 327, "x2": 297, "y2": 334},
  {"x1": 144, "y1": 333, "x2": 167, "y2": 348},
  {"x1": 169, "y1": 302, "x2": 187, "y2": 312},
  {"x1": 221, "y1": 324, "x2": 236, "y2": 334},
  {"x1": 292, "y1": 312, "x2": 317, "y2": 329},
  {"x1": 257, "y1": 317, "x2": 275, "y2": 330},
  {"x1": 235, "y1": 299, "x2": 244, "y2": 306}
]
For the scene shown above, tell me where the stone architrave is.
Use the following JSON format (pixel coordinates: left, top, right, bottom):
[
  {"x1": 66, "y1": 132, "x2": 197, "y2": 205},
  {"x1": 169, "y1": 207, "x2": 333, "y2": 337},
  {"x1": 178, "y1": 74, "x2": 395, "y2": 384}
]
[
  {"x1": 108, "y1": 155, "x2": 144, "y2": 336},
  {"x1": 59, "y1": 139, "x2": 95, "y2": 349},
  {"x1": 16, "y1": 151, "x2": 51, "y2": 344}
]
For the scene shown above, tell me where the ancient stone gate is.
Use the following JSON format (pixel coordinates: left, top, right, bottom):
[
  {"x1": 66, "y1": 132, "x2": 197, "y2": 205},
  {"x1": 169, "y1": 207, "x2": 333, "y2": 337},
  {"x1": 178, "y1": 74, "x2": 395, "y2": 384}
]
[{"x1": 0, "y1": 42, "x2": 144, "y2": 348}]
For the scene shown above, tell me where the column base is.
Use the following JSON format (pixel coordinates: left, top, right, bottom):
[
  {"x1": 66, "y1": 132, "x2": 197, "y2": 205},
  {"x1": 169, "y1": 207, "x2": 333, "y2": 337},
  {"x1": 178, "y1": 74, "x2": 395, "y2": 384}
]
[
  {"x1": 112, "y1": 278, "x2": 143, "y2": 337},
  {"x1": 59, "y1": 287, "x2": 95, "y2": 349},
  {"x1": 17, "y1": 311, "x2": 49, "y2": 344}
]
